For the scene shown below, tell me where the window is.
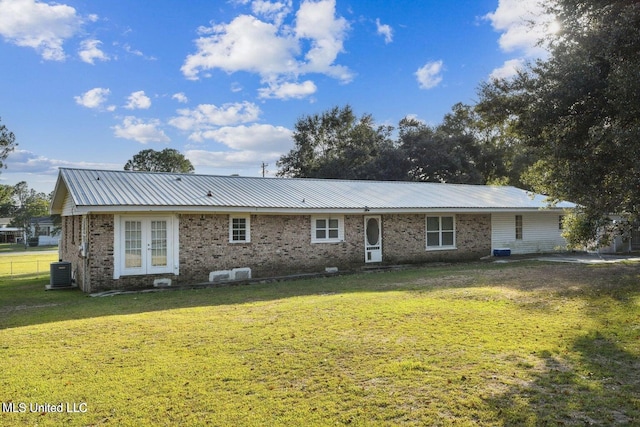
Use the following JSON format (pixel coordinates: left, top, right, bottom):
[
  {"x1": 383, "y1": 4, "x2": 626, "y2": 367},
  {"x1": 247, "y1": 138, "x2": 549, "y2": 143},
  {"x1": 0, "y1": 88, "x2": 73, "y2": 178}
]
[
  {"x1": 515, "y1": 215, "x2": 523, "y2": 240},
  {"x1": 559, "y1": 215, "x2": 564, "y2": 230},
  {"x1": 426, "y1": 216, "x2": 455, "y2": 249},
  {"x1": 229, "y1": 215, "x2": 250, "y2": 243},
  {"x1": 311, "y1": 216, "x2": 344, "y2": 243},
  {"x1": 114, "y1": 215, "x2": 178, "y2": 278},
  {"x1": 37, "y1": 226, "x2": 51, "y2": 236}
]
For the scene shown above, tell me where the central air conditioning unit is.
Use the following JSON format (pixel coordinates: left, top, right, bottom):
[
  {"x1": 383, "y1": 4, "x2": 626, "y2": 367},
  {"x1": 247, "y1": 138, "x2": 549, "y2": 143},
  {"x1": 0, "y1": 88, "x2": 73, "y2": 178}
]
[{"x1": 50, "y1": 261, "x2": 73, "y2": 287}]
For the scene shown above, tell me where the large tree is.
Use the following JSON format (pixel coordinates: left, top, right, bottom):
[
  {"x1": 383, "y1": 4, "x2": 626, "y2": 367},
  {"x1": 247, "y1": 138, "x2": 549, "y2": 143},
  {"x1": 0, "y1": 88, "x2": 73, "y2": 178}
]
[
  {"x1": 276, "y1": 105, "x2": 402, "y2": 180},
  {"x1": 124, "y1": 148, "x2": 194, "y2": 173},
  {"x1": 0, "y1": 117, "x2": 17, "y2": 170},
  {"x1": 9, "y1": 182, "x2": 50, "y2": 241},
  {"x1": 398, "y1": 115, "x2": 483, "y2": 184},
  {"x1": 476, "y1": 0, "x2": 640, "y2": 246}
]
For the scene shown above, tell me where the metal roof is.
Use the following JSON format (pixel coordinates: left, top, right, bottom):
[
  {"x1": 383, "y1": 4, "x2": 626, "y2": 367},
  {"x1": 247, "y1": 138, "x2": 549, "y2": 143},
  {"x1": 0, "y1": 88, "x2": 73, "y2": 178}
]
[{"x1": 51, "y1": 168, "x2": 575, "y2": 214}]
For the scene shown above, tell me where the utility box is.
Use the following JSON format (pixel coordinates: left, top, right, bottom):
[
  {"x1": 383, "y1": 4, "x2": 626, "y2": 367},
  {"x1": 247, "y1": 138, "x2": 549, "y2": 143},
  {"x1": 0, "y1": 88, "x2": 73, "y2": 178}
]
[
  {"x1": 49, "y1": 262, "x2": 72, "y2": 287},
  {"x1": 493, "y1": 248, "x2": 511, "y2": 257}
]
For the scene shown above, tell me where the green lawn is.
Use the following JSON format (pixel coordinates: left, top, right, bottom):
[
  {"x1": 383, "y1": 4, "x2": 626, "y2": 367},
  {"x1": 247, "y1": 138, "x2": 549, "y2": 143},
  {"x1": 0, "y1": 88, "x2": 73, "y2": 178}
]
[
  {"x1": 0, "y1": 243, "x2": 59, "y2": 253},
  {"x1": 1, "y1": 261, "x2": 639, "y2": 426},
  {"x1": 0, "y1": 251, "x2": 59, "y2": 278}
]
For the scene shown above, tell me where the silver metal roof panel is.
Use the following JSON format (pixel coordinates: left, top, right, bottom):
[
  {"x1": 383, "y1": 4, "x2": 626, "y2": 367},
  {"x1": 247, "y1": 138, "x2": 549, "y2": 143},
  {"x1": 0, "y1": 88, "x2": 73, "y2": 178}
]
[{"x1": 51, "y1": 168, "x2": 575, "y2": 213}]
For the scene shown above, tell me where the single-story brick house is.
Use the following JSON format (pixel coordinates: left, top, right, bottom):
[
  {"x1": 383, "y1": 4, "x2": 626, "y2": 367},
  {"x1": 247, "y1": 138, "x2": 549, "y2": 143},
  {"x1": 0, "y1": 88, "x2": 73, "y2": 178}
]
[{"x1": 50, "y1": 168, "x2": 575, "y2": 293}]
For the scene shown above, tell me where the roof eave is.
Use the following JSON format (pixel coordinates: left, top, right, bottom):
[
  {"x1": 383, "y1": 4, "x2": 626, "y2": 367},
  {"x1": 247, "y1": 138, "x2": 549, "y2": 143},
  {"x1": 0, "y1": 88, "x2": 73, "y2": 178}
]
[
  {"x1": 50, "y1": 172, "x2": 69, "y2": 215},
  {"x1": 64, "y1": 205, "x2": 574, "y2": 216}
]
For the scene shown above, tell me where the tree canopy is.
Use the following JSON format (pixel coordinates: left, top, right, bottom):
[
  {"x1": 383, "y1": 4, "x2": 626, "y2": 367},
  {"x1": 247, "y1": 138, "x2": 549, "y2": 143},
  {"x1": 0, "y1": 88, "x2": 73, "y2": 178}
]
[
  {"x1": 124, "y1": 148, "x2": 194, "y2": 173},
  {"x1": 276, "y1": 103, "x2": 525, "y2": 185},
  {"x1": 4, "y1": 182, "x2": 50, "y2": 240},
  {"x1": 276, "y1": 105, "x2": 400, "y2": 180},
  {"x1": 476, "y1": 0, "x2": 640, "y2": 246},
  {"x1": 0, "y1": 117, "x2": 17, "y2": 170}
]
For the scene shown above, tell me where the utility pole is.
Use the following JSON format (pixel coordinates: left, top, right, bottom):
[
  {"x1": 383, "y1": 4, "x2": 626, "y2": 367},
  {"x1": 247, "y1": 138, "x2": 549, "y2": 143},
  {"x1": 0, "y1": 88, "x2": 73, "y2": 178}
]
[{"x1": 261, "y1": 162, "x2": 268, "y2": 177}]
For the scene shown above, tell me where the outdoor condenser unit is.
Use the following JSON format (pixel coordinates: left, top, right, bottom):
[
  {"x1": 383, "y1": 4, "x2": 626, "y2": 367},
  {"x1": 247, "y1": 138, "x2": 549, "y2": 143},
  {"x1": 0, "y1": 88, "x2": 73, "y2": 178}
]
[{"x1": 50, "y1": 261, "x2": 72, "y2": 287}]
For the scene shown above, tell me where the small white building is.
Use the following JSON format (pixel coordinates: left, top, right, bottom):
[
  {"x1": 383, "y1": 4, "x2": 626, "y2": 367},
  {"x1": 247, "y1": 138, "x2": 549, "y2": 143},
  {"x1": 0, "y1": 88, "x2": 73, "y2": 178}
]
[{"x1": 30, "y1": 216, "x2": 60, "y2": 246}]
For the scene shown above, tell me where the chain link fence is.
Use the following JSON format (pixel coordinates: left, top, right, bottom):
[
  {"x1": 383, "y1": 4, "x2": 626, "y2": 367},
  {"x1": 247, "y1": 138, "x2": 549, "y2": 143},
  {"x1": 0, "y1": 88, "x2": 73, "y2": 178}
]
[{"x1": 0, "y1": 256, "x2": 59, "y2": 278}]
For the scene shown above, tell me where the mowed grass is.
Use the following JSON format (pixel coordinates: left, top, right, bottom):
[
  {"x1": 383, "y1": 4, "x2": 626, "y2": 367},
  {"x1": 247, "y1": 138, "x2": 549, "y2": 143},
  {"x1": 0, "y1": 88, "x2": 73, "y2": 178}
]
[
  {"x1": 1, "y1": 260, "x2": 639, "y2": 426},
  {"x1": 0, "y1": 249, "x2": 58, "y2": 277}
]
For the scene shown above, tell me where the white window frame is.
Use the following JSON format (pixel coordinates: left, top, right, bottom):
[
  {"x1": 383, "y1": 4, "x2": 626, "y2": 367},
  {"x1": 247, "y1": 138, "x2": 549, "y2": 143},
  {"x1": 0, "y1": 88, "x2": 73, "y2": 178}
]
[
  {"x1": 515, "y1": 215, "x2": 523, "y2": 240},
  {"x1": 311, "y1": 215, "x2": 344, "y2": 244},
  {"x1": 114, "y1": 215, "x2": 179, "y2": 279},
  {"x1": 425, "y1": 215, "x2": 456, "y2": 250},
  {"x1": 229, "y1": 215, "x2": 251, "y2": 243}
]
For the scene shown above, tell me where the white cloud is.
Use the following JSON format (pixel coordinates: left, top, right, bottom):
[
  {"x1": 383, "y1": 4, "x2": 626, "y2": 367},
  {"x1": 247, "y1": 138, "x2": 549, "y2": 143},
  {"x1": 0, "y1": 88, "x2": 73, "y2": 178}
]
[
  {"x1": 78, "y1": 38, "x2": 109, "y2": 64},
  {"x1": 172, "y1": 92, "x2": 188, "y2": 103},
  {"x1": 0, "y1": 0, "x2": 83, "y2": 60},
  {"x1": 169, "y1": 102, "x2": 262, "y2": 135},
  {"x1": 4, "y1": 149, "x2": 119, "y2": 174},
  {"x1": 294, "y1": 0, "x2": 351, "y2": 81},
  {"x1": 184, "y1": 123, "x2": 292, "y2": 177},
  {"x1": 484, "y1": 0, "x2": 550, "y2": 56},
  {"x1": 415, "y1": 60, "x2": 444, "y2": 90},
  {"x1": 375, "y1": 18, "x2": 393, "y2": 44},
  {"x1": 124, "y1": 90, "x2": 152, "y2": 110},
  {"x1": 489, "y1": 58, "x2": 526, "y2": 80},
  {"x1": 230, "y1": 82, "x2": 243, "y2": 93},
  {"x1": 74, "y1": 87, "x2": 115, "y2": 111},
  {"x1": 186, "y1": 149, "x2": 269, "y2": 171},
  {"x1": 120, "y1": 42, "x2": 157, "y2": 61},
  {"x1": 485, "y1": 0, "x2": 554, "y2": 78},
  {"x1": 181, "y1": 0, "x2": 351, "y2": 99},
  {"x1": 251, "y1": 0, "x2": 292, "y2": 26},
  {"x1": 113, "y1": 116, "x2": 169, "y2": 143},
  {"x1": 197, "y1": 123, "x2": 292, "y2": 151},
  {"x1": 258, "y1": 80, "x2": 317, "y2": 99},
  {"x1": 181, "y1": 15, "x2": 299, "y2": 80}
]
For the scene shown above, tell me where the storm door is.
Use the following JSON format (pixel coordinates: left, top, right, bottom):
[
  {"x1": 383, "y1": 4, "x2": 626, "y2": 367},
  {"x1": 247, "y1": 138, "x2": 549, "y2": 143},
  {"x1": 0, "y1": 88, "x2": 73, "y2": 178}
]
[{"x1": 364, "y1": 216, "x2": 382, "y2": 263}]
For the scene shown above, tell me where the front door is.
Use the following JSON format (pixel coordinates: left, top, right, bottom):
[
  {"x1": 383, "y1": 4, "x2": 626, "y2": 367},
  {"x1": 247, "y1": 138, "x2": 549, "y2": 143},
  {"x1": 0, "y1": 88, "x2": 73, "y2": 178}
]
[{"x1": 364, "y1": 216, "x2": 382, "y2": 263}]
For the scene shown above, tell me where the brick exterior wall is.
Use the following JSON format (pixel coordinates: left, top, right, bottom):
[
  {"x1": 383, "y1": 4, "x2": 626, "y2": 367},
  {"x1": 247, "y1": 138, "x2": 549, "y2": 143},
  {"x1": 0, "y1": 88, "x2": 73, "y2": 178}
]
[
  {"x1": 382, "y1": 213, "x2": 491, "y2": 263},
  {"x1": 59, "y1": 215, "x2": 86, "y2": 291},
  {"x1": 178, "y1": 214, "x2": 365, "y2": 283},
  {"x1": 60, "y1": 212, "x2": 492, "y2": 293}
]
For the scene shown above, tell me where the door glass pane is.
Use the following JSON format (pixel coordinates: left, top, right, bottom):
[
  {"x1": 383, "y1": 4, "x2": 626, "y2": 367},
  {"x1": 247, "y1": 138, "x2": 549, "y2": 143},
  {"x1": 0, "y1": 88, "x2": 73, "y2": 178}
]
[
  {"x1": 125, "y1": 221, "x2": 142, "y2": 268},
  {"x1": 366, "y1": 218, "x2": 379, "y2": 246},
  {"x1": 151, "y1": 220, "x2": 167, "y2": 267}
]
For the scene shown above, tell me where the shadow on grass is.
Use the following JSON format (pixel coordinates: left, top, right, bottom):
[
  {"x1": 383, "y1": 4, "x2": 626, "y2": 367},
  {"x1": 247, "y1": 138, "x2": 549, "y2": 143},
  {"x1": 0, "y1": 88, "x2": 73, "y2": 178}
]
[
  {"x1": 484, "y1": 332, "x2": 639, "y2": 425},
  {"x1": 1, "y1": 262, "x2": 639, "y2": 332}
]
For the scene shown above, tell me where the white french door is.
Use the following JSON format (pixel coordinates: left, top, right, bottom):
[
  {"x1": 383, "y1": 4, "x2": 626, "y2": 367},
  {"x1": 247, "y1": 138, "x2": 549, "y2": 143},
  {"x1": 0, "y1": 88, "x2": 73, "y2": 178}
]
[{"x1": 118, "y1": 216, "x2": 175, "y2": 277}]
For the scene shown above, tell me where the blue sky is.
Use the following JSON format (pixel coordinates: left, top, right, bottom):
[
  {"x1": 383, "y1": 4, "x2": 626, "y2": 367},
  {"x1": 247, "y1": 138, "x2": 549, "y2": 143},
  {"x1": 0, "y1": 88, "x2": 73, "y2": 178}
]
[{"x1": 0, "y1": 0, "x2": 554, "y2": 194}]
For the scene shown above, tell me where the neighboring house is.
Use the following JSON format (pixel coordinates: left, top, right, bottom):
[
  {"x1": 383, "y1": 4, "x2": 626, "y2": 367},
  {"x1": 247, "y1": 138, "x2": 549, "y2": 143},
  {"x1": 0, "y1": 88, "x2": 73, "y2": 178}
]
[
  {"x1": 29, "y1": 216, "x2": 60, "y2": 246},
  {"x1": 0, "y1": 218, "x2": 22, "y2": 243},
  {"x1": 50, "y1": 168, "x2": 575, "y2": 293}
]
